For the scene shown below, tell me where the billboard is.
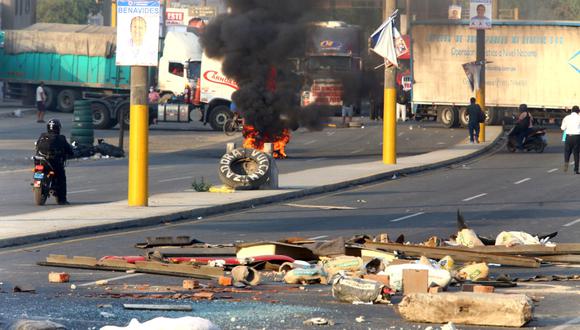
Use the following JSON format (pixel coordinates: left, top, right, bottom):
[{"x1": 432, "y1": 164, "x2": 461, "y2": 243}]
[
  {"x1": 116, "y1": 0, "x2": 161, "y2": 66},
  {"x1": 470, "y1": 0, "x2": 492, "y2": 30},
  {"x1": 412, "y1": 24, "x2": 580, "y2": 109}
]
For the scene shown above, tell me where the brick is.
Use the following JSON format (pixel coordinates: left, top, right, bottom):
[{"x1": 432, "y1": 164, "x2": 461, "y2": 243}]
[
  {"x1": 428, "y1": 286, "x2": 443, "y2": 293},
  {"x1": 48, "y1": 272, "x2": 70, "y2": 283},
  {"x1": 218, "y1": 276, "x2": 233, "y2": 286},
  {"x1": 461, "y1": 284, "x2": 476, "y2": 292},
  {"x1": 362, "y1": 274, "x2": 390, "y2": 286},
  {"x1": 182, "y1": 279, "x2": 199, "y2": 290},
  {"x1": 473, "y1": 285, "x2": 495, "y2": 293},
  {"x1": 193, "y1": 292, "x2": 215, "y2": 300}
]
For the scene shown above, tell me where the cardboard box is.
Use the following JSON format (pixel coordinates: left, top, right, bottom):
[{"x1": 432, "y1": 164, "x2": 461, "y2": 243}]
[
  {"x1": 362, "y1": 274, "x2": 390, "y2": 286},
  {"x1": 403, "y1": 269, "x2": 428, "y2": 295}
]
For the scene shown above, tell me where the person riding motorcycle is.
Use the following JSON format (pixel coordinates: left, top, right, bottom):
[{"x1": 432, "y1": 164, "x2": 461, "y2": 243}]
[
  {"x1": 514, "y1": 104, "x2": 533, "y2": 150},
  {"x1": 35, "y1": 119, "x2": 74, "y2": 205}
]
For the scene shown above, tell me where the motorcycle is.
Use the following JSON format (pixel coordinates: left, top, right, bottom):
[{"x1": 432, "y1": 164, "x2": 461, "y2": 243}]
[
  {"x1": 32, "y1": 155, "x2": 56, "y2": 205},
  {"x1": 506, "y1": 126, "x2": 547, "y2": 153}
]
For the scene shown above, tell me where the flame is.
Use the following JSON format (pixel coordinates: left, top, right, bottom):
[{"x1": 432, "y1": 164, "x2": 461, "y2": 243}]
[{"x1": 243, "y1": 125, "x2": 290, "y2": 159}]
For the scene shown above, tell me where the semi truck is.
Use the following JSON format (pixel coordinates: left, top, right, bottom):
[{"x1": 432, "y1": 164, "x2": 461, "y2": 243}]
[
  {"x1": 409, "y1": 21, "x2": 580, "y2": 127},
  {"x1": 0, "y1": 23, "x2": 202, "y2": 129}
]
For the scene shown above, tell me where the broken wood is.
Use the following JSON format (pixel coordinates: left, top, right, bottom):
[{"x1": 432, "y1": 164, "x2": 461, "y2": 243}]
[
  {"x1": 398, "y1": 293, "x2": 533, "y2": 327},
  {"x1": 364, "y1": 242, "x2": 540, "y2": 268},
  {"x1": 39, "y1": 255, "x2": 224, "y2": 279},
  {"x1": 442, "y1": 243, "x2": 580, "y2": 256},
  {"x1": 148, "y1": 247, "x2": 236, "y2": 259},
  {"x1": 236, "y1": 241, "x2": 316, "y2": 260},
  {"x1": 122, "y1": 303, "x2": 192, "y2": 311},
  {"x1": 537, "y1": 254, "x2": 580, "y2": 264}
]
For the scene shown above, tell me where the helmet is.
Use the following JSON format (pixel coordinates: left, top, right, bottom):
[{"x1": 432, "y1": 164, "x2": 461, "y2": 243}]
[{"x1": 47, "y1": 119, "x2": 62, "y2": 134}]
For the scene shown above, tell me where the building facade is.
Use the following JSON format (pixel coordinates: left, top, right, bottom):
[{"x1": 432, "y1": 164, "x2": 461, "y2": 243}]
[{"x1": 1, "y1": 0, "x2": 36, "y2": 30}]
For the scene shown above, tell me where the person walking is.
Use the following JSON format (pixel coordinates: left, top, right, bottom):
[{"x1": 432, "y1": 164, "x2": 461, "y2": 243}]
[
  {"x1": 341, "y1": 102, "x2": 353, "y2": 126},
  {"x1": 561, "y1": 105, "x2": 580, "y2": 174},
  {"x1": 36, "y1": 82, "x2": 47, "y2": 123},
  {"x1": 466, "y1": 97, "x2": 483, "y2": 143},
  {"x1": 396, "y1": 85, "x2": 407, "y2": 122}
]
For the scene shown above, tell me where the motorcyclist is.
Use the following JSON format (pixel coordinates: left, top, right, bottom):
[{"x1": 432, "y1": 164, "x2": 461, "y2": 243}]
[
  {"x1": 515, "y1": 104, "x2": 533, "y2": 150},
  {"x1": 35, "y1": 119, "x2": 74, "y2": 205}
]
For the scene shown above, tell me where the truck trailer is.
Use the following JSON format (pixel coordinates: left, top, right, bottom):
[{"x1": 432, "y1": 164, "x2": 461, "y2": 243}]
[{"x1": 409, "y1": 21, "x2": 580, "y2": 127}]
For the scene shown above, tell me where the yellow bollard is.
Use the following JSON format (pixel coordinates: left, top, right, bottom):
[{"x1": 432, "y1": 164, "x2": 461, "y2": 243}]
[
  {"x1": 476, "y1": 88, "x2": 486, "y2": 143},
  {"x1": 128, "y1": 104, "x2": 149, "y2": 206},
  {"x1": 383, "y1": 87, "x2": 397, "y2": 164}
]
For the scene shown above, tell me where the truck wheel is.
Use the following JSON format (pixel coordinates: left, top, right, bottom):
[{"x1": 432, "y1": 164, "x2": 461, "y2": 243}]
[
  {"x1": 440, "y1": 107, "x2": 459, "y2": 128},
  {"x1": 218, "y1": 148, "x2": 270, "y2": 190},
  {"x1": 117, "y1": 103, "x2": 131, "y2": 129},
  {"x1": 57, "y1": 89, "x2": 79, "y2": 113},
  {"x1": 459, "y1": 107, "x2": 469, "y2": 127},
  {"x1": 92, "y1": 102, "x2": 112, "y2": 129},
  {"x1": 485, "y1": 108, "x2": 499, "y2": 125},
  {"x1": 43, "y1": 86, "x2": 57, "y2": 111},
  {"x1": 209, "y1": 105, "x2": 232, "y2": 131}
]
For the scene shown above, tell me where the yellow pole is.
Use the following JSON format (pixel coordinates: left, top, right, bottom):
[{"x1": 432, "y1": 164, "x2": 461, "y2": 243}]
[
  {"x1": 128, "y1": 67, "x2": 149, "y2": 206},
  {"x1": 383, "y1": 0, "x2": 396, "y2": 164},
  {"x1": 477, "y1": 88, "x2": 486, "y2": 143},
  {"x1": 111, "y1": 0, "x2": 117, "y2": 28},
  {"x1": 476, "y1": 29, "x2": 486, "y2": 143}
]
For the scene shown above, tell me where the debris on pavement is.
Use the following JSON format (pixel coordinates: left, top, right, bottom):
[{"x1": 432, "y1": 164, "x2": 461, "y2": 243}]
[
  {"x1": 48, "y1": 272, "x2": 70, "y2": 283},
  {"x1": 10, "y1": 319, "x2": 66, "y2": 330},
  {"x1": 303, "y1": 317, "x2": 335, "y2": 326},
  {"x1": 122, "y1": 303, "x2": 193, "y2": 311},
  {"x1": 100, "y1": 316, "x2": 220, "y2": 330},
  {"x1": 13, "y1": 285, "x2": 35, "y2": 293}
]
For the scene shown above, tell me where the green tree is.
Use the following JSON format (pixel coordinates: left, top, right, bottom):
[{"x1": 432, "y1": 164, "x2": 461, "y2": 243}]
[{"x1": 37, "y1": 0, "x2": 100, "y2": 24}]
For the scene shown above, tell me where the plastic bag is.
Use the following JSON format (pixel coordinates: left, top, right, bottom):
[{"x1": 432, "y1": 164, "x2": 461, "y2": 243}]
[
  {"x1": 384, "y1": 264, "x2": 452, "y2": 291},
  {"x1": 495, "y1": 231, "x2": 540, "y2": 247}
]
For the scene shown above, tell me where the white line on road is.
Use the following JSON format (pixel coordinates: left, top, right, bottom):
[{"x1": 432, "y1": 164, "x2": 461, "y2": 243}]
[
  {"x1": 78, "y1": 273, "x2": 143, "y2": 287},
  {"x1": 308, "y1": 235, "x2": 328, "y2": 240},
  {"x1": 552, "y1": 316, "x2": 580, "y2": 330},
  {"x1": 158, "y1": 176, "x2": 193, "y2": 183},
  {"x1": 462, "y1": 193, "x2": 487, "y2": 202},
  {"x1": 0, "y1": 169, "x2": 31, "y2": 175},
  {"x1": 514, "y1": 178, "x2": 531, "y2": 185},
  {"x1": 547, "y1": 168, "x2": 558, "y2": 173},
  {"x1": 563, "y1": 218, "x2": 580, "y2": 227},
  {"x1": 304, "y1": 140, "x2": 317, "y2": 145},
  {"x1": 326, "y1": 131, "x2": 336, "y2": 136},
  {"x1": 285, "y1": 203, "x2": 357, "y2": 210},
  {"x1": 390, "y1": 212, "x2": 426, "y2": 223},
  {"x1": 350, "y1": 148, "x2": 364, "y2": 154},
  {"x1": 68, "y1": 189, "x2": 96, "y2": 194}
]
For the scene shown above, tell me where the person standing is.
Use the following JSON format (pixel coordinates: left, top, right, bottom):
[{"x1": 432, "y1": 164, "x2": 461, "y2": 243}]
[
  {"x1": 466, "y1": 97, "x2": 483, "y2": 143},
  {"x1": 36, "y1": 82, "x2": 47, "y2": 123},
  {"x1": 341, "y1": 102, "x2": 353, "y2": 126},
  {"x1": 396, "y1": 86, "x2": 407, "y2": 122},
  {"x1": 561, "y1": 105, "x2": 580, "y2": 174}
]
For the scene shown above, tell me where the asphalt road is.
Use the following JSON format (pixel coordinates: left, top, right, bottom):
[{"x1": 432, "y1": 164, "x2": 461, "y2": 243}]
[
  {"x1": 0, "y1": 130, "x2": 578, "y2": 329},
  {"x1": 0, "y1": 110, "x2": 465, "y2": 216}
]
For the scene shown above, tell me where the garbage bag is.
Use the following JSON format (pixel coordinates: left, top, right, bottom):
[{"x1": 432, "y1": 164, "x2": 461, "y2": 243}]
[
  {"x1": 72, "y1": 143, "x2": 95, "y2": 158},
  {"x1": 457, "y1": 262, "x2": 489, "y2": 281},
  {"x1": 495, "y1": 231, "x2": 540, "y2": 247},
  {"x1": 321, "y1": 256, "x2": 364, "y2": 279},
  {"x1": 332, "y1": 274, "x2": 386, "y2": 303},
  {"x1": 95, "y1": 139, "x2": 125, "y2": 158},
  {"x1": 457, "y1": 228, "x2": 484, "y2": 248},
  {"x1": 284, "y1": 267, "x2": 322, "y2": 284}
]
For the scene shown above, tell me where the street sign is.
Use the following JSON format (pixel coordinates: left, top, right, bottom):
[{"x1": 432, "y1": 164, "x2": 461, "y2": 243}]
[
  {"x1": 188, "y1": 6, "x2": 216, "y2": 18},
  {"x1": 469, "y1": 0, "x2": 492, "y2": 30},
  {"x1": 116, "y1": 0, "x2": 161, "y2": 66}
]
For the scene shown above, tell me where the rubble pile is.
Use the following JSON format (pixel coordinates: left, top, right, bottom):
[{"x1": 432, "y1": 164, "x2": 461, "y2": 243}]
[{"x1": 38, "y1": 211, "x2": 580, "y2": 328}]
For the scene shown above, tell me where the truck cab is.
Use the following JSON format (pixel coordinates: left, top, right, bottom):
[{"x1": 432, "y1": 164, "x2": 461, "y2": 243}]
[{"x1": 157, "y1": 31, "x2": 202, "y2": 97}]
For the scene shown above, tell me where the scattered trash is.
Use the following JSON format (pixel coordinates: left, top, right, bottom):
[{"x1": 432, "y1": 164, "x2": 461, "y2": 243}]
[
  {"x1": 332, "y1": 273, "x2": 389, "y2": 304},
  {"x1": 231, "y1": 266, "x2": 261, "y2": 286},
  {"x1": 122, "y1": 304, "x2": 193, "y2": 312},
  {"x1": 440, "y1": 322, "x2": 457, "y2": 330},
  {"x1": 457, "y1": 263, "x2": 489, "y2": 281},
  {"x1": 94, "y1": 139, "x2": 125, "y2": 158},
  {"x1": 303, "y1": 317, "x2": 334, "y2": 326},
  {"x1": 100, "y1": 317, "x2": 220, "y2": 330},
  {"x1": 13, "y1": 285, "x2": 35, "y2": 293},
  {"x1": 10, "y1": 320, "x2": 66, "y2": 330},
  {"x1": 284, "y1": 268, "x2": 323, "y2": 284},
  {"x1": 355, "y1": 316, "x2": 365, "y2": 323},
  {"x1": 100, "y1": 311, "x2": 115, "y2": 318},
  {"x1": 48, "y1": 272, "x2": 70, "y2": 283}
]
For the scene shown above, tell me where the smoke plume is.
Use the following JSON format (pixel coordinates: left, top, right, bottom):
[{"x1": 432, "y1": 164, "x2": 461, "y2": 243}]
[{"x1": 201, "y1": 0, "x2": 317, "y2": 138}]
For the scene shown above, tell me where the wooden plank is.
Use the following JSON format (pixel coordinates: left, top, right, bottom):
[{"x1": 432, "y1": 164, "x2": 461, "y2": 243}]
[
  {"x1": 364, "y1": 242, "x2": 540, "y2": 268},
  {"x1": 538, "y1": 254, "x2": 580, "y2": 264},
  {"x1": 46, "y1": 254, "x2": 98, "y2": 266},
  {"x1": 398, "y1": 293, "x2": 533, "y2": 327},
  {"x1": 236, "y1": 241, "x2": 316, "y2": 260},
  {"x1": 441, "y1": 243, "x2": 580, "y2": 256},
  {"x1": 134, "y1": 261, "x2": 223, "y2": 278},
  {"x1": 122, "y1": 303, "x2": 192, "y2": 311}
]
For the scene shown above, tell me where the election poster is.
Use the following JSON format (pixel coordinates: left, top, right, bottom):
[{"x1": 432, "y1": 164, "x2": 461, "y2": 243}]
[
  {"x1": 116, "y1": 1, "x2": 161, "y2": 66},
  {"x1": 469, "y1": 0, "x2": 492, "y2": 30}
]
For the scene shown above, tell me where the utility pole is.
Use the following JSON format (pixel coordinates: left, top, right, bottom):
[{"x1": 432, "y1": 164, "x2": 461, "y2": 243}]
[
  {"x1": 128, "y1": 67, "x2": 149, "y2": 206},
  {"x1": 476, "y1": 31, "x2": 486, "y2": 143},
  {"x1": 383, "y1": 0, "x2": 397, "y2": 164}
]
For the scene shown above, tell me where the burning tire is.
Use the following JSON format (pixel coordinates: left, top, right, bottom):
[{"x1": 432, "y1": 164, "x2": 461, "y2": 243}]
[{"x1": 218, "y1": 148, "x2": 270, "y2": 190}]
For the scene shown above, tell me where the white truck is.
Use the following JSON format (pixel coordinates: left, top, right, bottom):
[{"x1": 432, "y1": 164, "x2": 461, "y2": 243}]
[{"x1": 410, "y1": 21, "x2": 580, "y2": 127}]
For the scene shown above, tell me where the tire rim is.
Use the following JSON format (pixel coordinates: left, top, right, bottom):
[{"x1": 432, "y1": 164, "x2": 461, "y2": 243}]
[
  {"x1": 442, "y1": 109, "x2": 452, "y2": 123},
  {"x1": 215, "y1": 113, "x2": 229, "y2": 126}
]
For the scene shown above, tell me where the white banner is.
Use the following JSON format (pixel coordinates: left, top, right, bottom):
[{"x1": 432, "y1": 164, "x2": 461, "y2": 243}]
[
  {"x1": 116, "y1": 0, "x2": 161, "y2": 66},
  {"x1": 470, "y1": 0, "x2": 492, "y2": 30}
]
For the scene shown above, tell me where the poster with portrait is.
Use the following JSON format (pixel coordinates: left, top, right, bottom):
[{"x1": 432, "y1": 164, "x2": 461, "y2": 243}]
[
  {"x1": 116, "y1": 1, "x2": 161, "y2": 66},
  {"x1": 469, "y1": 0, "x2": 492, "y2": 30}
]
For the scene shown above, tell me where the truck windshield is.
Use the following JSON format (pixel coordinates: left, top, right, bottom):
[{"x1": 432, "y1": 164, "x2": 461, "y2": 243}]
[
  {"x1": 188, "y1": 61, "x2": 201, "y2": 80},
  {"x1": 307, "y1": 56, "x2": 350, "y2": 72}
]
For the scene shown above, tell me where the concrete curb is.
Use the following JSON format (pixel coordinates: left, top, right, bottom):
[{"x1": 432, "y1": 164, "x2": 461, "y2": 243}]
[{"x1": 0, "y1": 129, "x2": 504, "y2": 248}]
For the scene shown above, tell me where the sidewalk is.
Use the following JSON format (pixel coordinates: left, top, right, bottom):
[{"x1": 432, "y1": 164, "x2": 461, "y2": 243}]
[{"x1": 0, "y1": 126, "x2": 503, "y2": 248}]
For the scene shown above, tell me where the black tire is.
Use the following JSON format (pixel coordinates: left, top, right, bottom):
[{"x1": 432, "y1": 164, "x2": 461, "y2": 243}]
[
  {"x1": 535, "y1": 143, "x2": 545, "y2": 153},
  {"x1": 57, "y1": 89, "x2": 79, "y2": 113},
  {"x1": 74, "y1": 114, "x2": 93, "y2": 122},
  {"x1": 486, "y1": 107, "x2": 499, "y2": 125},
  {"x1": 223, "y1": 119, "x2": 238, "y2": 136},
  {"x1": 43, "y1": 86, "x2": 57, "y2": 111},
  {"x1": 218, "y1": 148, "x2": 270, "y2": 190},
  {"x1": 70, "y1": 128, "x2": 95, "y2": 137},
  {"x1": 33, "y1": 187, "x2": 47, "y2": 206},
  {"x1": 117, "y1": 102, "x2": 130, "y2": 129},
  {"x1": 209, "y1": 105, "x2": 232, "y2": 131},
  {"x1": 459, "y1": 107, "x2": 469, "y2": 127},
  {"x1": 92, "y1": 102, "x2": 113, "y2": 129},
  {"x1": 440, "y1": 107, "x2": 459, "y2": 128},
  {"x1": 72, "y1": 122, "x2": 94, "y2": 129}
]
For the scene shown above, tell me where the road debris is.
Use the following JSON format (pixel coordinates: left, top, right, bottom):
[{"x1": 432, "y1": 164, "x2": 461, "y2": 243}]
[
  {"x1": 48, "y1": 272, "x2": 70, "y2": 283},
  {"x1": 122, "y1": 303, "x2": 193, "y2": 311},
  {"x1": 303, "y1": 317, "x2": 335, "y2": 326},
  {"x1": 101, "y1": 317, "x2": 219, "y2": 330}
]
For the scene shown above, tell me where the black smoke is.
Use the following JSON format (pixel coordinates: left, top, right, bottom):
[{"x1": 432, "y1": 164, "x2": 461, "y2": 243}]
[{"x1": 201, "y1": 0, "x2": 318, "y2": 138}]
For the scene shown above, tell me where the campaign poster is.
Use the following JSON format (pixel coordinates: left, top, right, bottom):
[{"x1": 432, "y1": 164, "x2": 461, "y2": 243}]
[
  {"x1": 116, "y1": 1, "x2": 161, "y2": 66},
  {"x1": 469, "y1": 0, "x2": 492, "y2": 30}
]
